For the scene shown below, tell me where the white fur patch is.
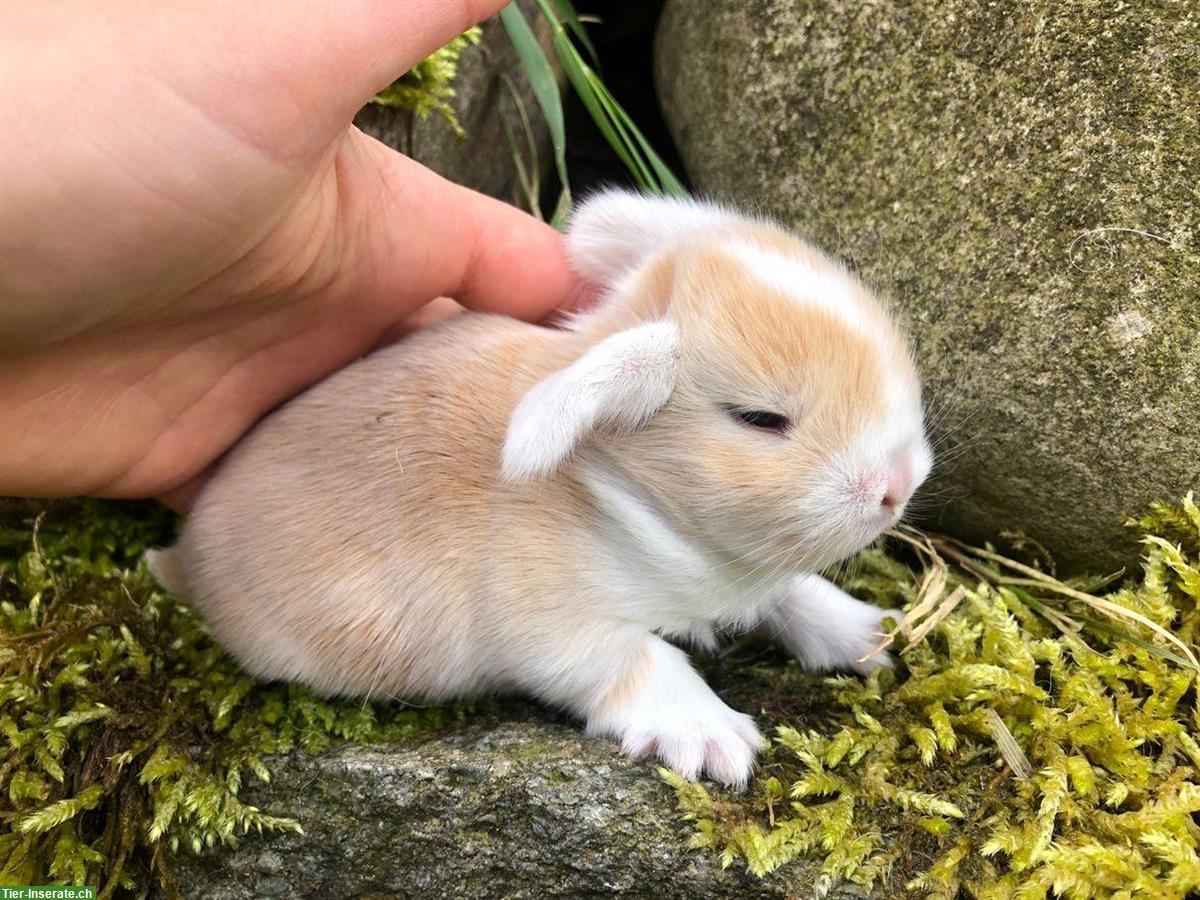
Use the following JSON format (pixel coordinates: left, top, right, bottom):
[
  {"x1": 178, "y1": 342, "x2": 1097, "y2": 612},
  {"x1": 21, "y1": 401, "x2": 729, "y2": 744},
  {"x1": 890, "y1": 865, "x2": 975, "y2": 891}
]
[
  {"x1": 766, "y1": 575, "x2": 892, "y2": 675},
  {"x1": 582, "y1": 462, "x2": 712, "y2": 583},
  {"x1": 501, "y1": 321, "x2": 681, "y2": 481},
  {"x1": 567, "y1": 189, "x2": 734, "y2": 287},
  {"x1": 723, "y1": 241, "x2": 873, "y2": 336},
  {"x1": 578, "y1": 456, "x2": 795, "y2": 641}
]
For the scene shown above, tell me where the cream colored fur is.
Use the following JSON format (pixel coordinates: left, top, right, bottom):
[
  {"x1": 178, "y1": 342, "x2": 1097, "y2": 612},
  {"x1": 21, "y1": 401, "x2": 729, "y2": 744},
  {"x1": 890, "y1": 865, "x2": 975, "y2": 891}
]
[{"x1": 147, "y1": 190, "x2": 932, "y2": 788}]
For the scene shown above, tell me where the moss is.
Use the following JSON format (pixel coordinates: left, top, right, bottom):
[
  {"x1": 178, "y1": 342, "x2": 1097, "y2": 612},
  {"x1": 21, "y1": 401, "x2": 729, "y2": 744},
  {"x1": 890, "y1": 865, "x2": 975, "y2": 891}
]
[
  {"x1": 0, "y1": 500, "x2": 469, "y2": 897},
  {"x1": 371, "y1": 27, "x2": 483, "y2": 138},
  {"x1": 664, "y1": 496, "x2": 1200, "y2": 897}
]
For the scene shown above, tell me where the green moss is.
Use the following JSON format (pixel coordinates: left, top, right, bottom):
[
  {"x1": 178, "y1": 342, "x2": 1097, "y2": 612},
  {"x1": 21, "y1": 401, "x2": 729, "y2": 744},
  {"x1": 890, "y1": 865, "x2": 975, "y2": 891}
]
[
  {"x1": 371, "y1": 28, "x2": 483, "y2": 138},
  {"x1": 0, "y1": 500, "x2": 468, "y2": 897},
  {"x1": 664, "y1": 496, "x2": 1200, "y2": 897}
]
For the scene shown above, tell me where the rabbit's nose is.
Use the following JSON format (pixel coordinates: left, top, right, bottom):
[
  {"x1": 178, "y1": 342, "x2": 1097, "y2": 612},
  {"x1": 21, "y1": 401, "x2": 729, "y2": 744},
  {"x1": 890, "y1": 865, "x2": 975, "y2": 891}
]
[{"x1": 880, "y1": 452, "x2": 916, "y2": 512}]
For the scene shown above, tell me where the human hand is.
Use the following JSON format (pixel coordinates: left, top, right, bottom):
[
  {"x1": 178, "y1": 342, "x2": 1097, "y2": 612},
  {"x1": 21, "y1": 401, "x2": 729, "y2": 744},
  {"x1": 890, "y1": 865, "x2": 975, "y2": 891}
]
[{"x1": 0, "y1": 1, "x2": 576, "y2": 508}]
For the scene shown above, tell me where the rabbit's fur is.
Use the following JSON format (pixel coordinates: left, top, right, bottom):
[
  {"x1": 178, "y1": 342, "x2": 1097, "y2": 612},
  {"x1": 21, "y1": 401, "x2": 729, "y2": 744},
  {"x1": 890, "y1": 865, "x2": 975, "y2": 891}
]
[{"x1": 148, "y1": 190, "x2": 932, "y2": 787}]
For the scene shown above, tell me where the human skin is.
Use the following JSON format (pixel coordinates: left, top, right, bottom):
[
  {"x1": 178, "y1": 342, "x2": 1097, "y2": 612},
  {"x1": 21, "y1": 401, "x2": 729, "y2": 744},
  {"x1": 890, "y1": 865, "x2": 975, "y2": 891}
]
[{"x1": 0, "y1": 0, "x2": 577, "y2": 508}]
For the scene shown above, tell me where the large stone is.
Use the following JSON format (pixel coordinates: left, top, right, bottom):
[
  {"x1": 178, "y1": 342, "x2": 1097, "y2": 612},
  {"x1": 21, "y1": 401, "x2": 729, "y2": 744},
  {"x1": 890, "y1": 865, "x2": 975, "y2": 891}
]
[
  {"x1": 167, "y1": 701, "x2": 866, "y2": 899},
  {"x1": 655, "y1": 0, "x2": 1200, "y2": 572},
  {"x1": 355, "y1": 1, "x2": 558, "y2": 206}
]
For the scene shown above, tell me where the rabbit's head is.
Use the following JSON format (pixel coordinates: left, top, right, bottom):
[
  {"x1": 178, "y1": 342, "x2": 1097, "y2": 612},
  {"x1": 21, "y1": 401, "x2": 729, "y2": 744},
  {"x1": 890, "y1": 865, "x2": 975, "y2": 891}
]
[{"x1": 502, "y1": 190, "x2": 932, "y2": 573}]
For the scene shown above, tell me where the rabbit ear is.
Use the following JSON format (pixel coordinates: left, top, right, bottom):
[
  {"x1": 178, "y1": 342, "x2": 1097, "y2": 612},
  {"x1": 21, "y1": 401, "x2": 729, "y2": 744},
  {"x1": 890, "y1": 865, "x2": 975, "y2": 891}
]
[
  {"x1": 566, "y1": 189, "x2": 733, "y2": 287},
  {"x1": 501, "y1": 321, "x2": 680, "y2": 482}
]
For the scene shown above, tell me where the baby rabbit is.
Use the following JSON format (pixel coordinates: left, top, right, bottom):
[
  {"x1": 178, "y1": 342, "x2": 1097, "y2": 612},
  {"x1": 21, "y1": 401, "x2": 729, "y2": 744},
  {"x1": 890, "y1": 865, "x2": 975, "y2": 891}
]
[{"x1": 147, "y1": 190, "x2": 932, "y2": 788}]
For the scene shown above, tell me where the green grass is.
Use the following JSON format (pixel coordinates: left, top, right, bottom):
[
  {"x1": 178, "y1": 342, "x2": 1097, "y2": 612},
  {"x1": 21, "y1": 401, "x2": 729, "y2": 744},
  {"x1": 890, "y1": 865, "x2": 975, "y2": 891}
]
[
  {"x1": 369, "y1": 5, "x2": 685, "y2": 227},
  {"x1": 500, "y1": 0, "x2": 684, "y2": 227}
]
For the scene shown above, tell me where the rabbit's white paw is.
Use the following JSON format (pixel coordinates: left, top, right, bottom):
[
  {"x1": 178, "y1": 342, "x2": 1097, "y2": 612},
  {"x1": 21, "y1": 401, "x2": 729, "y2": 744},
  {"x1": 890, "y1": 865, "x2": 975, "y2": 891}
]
[
  {"x1": 586, "y1": 638, "x2": 764, "y2": 789},
  {"x1": 768, "y1": 575, "x2": 894, "y2": 675}
]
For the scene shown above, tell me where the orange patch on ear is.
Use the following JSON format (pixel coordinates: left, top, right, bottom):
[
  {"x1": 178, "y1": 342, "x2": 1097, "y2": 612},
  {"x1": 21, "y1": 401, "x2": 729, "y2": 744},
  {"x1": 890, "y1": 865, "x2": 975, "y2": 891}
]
[{"x1": 578, "y1": 254, "x2": 677, "y2": 343}]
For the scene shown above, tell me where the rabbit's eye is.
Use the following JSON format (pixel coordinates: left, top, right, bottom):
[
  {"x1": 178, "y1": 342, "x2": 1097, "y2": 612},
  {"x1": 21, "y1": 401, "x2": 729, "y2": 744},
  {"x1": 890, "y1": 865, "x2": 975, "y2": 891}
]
[{"x1": 727, "y1": 406, "x2": 790, "y2": 434}]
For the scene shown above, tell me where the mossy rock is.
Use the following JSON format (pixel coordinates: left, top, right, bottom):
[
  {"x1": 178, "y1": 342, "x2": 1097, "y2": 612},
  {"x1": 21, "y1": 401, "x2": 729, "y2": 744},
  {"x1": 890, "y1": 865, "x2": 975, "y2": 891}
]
[{"x1": 655, "y1": 0, "x2": 1200, "y2": 572}]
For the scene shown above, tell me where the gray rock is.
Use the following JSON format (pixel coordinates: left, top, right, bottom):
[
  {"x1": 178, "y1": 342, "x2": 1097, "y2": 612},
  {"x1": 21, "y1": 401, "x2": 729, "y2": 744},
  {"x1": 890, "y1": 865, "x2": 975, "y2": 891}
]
[
  {"x1": 355, "y1": 0, "x2": 559, "y2": 207},
  {"x1": 655, "y1": 0, "x2": 1200, "y2": 572},
  {"x1": 168, "y1": 703, "x2": 865, "y2": 898}
]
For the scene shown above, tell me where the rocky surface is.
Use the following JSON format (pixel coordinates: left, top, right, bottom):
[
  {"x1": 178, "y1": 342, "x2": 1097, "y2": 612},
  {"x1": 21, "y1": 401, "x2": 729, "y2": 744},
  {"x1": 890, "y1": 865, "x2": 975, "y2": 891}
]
[
  {"x1": 355, "y1": 0, "x2": 558, "y2": 206},
  {"x1": 168, "y1": 700, "x2": 864, "y2": 899},
  {"x1": 656, "y1": 0, "x2": 1200, "y2": 572}
]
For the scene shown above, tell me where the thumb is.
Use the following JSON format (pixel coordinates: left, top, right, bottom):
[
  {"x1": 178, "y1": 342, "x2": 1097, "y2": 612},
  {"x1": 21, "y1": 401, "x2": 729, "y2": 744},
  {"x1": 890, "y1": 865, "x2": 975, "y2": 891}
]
[{"x1": 341, "y1": 130, "x2": 580, "y2": 322}]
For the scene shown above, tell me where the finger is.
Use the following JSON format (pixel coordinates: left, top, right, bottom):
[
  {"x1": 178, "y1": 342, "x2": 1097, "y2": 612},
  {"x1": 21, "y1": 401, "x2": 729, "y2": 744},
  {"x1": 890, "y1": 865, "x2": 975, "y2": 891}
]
[
  {"x1": 555, "y1": 280, "x2": 603, "y2": 319},
  {"x1": 345, "y1": 132, "x2": 579, "y2": 323}
]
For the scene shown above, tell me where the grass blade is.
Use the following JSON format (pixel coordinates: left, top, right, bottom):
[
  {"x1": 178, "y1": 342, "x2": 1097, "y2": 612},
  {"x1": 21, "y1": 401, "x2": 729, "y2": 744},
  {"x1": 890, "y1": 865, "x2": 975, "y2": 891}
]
[
  {"x1": 499, "y1": 3, "x2": 571, "y2": 227},
  {"x1": 901, "y1": 585, "x2": 968, "y2": 655},
  {"x1": 532, "y1": 0, "x2": 685, "y2": 197},
  {"x1": 549, "y1": 30, "x2": 640, "y2": 179},
  {"x1": 1007, "y1": 586, "x2": 1200, "y2": 671},
  {"x1": 550, "y1": 0, "x2": 599, "y2": 66},
  {"x1": 497, "y1": 76, "x2": 541, "y2": 218},
  {"x1": 599, "y1": 82, "x2": 687, "y2": 196},
  {"x1": 588, "y1": 72, "x2": 658, "y2": 188},
  {"x1": 984, "y1": 709, "x2": 1033, "y2": 779}
]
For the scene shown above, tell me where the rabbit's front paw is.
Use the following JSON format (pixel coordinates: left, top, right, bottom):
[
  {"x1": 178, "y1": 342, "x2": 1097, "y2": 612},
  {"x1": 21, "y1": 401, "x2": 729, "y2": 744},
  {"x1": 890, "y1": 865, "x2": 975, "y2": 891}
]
[
  {"x1": 586, "y1": 639, "x2": 764, "y2": 788},
  {"x1": 619, "y1": 699, "x2": 763, "y2": 789},
  {"x1": 769, "y1": 575, "x2": 894, "y2": 675}
]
